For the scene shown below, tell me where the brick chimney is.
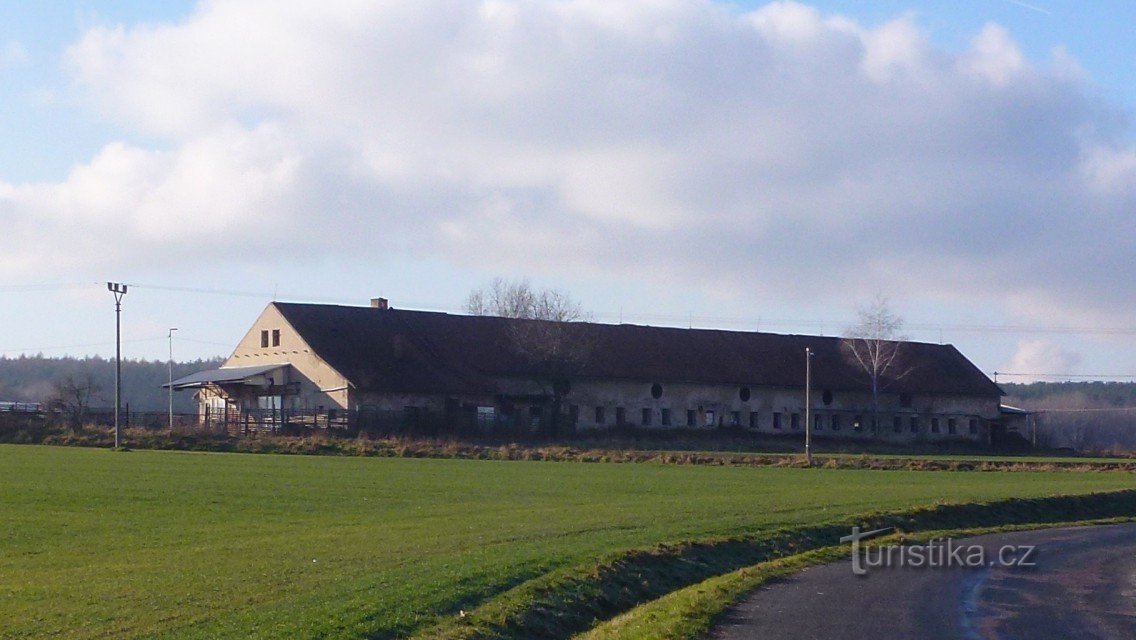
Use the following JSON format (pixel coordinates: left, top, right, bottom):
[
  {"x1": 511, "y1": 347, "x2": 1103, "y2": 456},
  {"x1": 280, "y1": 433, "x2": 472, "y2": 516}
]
[{"x1": 370, "y1": 297, "x2": 389, "y2": 310}]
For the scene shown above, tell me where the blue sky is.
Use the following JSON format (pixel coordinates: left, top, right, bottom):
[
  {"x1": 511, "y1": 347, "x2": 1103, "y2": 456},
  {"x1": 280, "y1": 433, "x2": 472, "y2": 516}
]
[
  {"x1": 799, "y1": 1, "x2": 1136, "y2": 109},
  {"x1": 2, "y1": 0, "x2": 1136, "y2": 385}
]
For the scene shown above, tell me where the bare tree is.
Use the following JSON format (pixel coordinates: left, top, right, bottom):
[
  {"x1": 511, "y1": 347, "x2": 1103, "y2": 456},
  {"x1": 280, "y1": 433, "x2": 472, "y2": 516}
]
[
  {"x1": 465, "y1": 278, "x2": 590, "y2": 436},
  {"x1": 465, "y1": 277, "x2": 583, "y2": 322},
  {"x1": 47, "y1": 372, "x2": 101, "y2": 433},
  {"x1": 842, "y1": 295, "x2": 910, "y2": 436}
]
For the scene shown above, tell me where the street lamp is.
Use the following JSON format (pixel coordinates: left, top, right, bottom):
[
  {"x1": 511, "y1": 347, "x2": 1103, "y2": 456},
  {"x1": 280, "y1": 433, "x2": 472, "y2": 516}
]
[
  {"x1": 804, "y1": 347, "x2": 814, "y2": 466},
  {"x1": 107, "y1": 282, "x2": 128, "y2": 448},
  {"x1": 168, "y1": 328, "x2": 178, "y2": 431}
]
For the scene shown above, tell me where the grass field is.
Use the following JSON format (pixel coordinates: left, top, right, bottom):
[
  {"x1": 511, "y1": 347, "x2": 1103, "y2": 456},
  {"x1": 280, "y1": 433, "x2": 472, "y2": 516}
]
[{"x1": 2, "y1": 445, "x2": 1133, "y2": 639}]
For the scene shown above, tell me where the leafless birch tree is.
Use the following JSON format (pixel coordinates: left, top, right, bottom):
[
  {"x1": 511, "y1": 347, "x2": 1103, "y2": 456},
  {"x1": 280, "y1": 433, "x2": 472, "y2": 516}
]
[{"x1": 842, "y1": 295, "x2": 910, "y2": 436}]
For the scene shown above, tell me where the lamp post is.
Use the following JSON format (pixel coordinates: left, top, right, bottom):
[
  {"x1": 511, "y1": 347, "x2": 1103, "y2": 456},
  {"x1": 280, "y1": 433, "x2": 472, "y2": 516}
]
[
  {"x1": 168, "y1": 327, "x2": 178, "y2": 431},
  {"x1": 107, "y1": 282, "x2": 128, "y2": 448},
  {"x1": 804, "y1": 347, "x2": 814, "y2": 466}
]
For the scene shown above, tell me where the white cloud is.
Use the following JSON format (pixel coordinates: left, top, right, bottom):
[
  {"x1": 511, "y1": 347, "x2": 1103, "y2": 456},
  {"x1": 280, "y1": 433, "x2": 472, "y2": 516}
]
[
  {"x1": 859, "y1": 15, "x2": 927, "y2": 82},
  {"x1": 2, "y1": 0, "x2": 1135, "y2": 330},
  {"x1": 961, "y1": 23, "x2": 1026, "y2": 86},
  {"x1": 1005, "y1": 340, "x2": 1083, "y2": 380},
  {"x1": 0, "y1": 125, "x2": 301, "y2": 277}
]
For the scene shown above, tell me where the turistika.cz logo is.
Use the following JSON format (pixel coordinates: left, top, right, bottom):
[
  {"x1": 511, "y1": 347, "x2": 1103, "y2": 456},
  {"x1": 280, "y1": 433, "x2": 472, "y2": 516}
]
[{"x1": 840, "y1": 526, "x2": 1038, "y2": 576}]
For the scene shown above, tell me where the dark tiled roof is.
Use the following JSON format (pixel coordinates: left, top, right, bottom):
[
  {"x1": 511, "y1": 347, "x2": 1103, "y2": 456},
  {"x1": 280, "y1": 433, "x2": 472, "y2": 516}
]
[{"x1": 273, "y1": 302, "x2": 1002, "y2": 398}]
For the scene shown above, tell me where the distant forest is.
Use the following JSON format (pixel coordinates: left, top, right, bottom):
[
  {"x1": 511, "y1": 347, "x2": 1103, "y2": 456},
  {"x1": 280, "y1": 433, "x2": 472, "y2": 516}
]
[
  {"x1": 0, "y1": 355, "x2": 223, "y2": 413},
  {"x1": 1002, "y1": 382, "x2": 1136, "y2": 453}
]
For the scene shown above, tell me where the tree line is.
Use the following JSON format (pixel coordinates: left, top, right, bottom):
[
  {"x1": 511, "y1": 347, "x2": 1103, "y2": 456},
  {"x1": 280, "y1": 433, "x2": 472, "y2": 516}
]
[
  {"x1": 1003, "y1": 381, "x2": 1136, "y2": 453},
  {"x1": 0, "y1": 355, "x2": 223, "y2": 414}
]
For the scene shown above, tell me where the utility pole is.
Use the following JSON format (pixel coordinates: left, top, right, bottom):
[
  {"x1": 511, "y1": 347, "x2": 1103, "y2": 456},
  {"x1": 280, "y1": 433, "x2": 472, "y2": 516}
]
[
  {"x1": 168, "y1": 327, "x2": 178, "y2": 431},
  {"x1": 108, "y1": 282, "x2": 128, "y2": 448},
  {"x1": 805, "y1": 347, "x2": 814, "y2": 466}
]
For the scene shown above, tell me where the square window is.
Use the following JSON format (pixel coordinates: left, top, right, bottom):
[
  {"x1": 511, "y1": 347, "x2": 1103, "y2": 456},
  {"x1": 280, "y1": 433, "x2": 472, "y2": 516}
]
[
  {"x1": 642, "y1": 408, "x2": 652, "y2": 426},
  {"x1": 661, "y1": 408, "x2": 672, "y2": 426},
  {"x1": 853, "y1": 416, "x2": 863, "y2": 432},
  {"x1": 749, "y1": 411, "x2": 759, "y2": 429},
  {"x1": 910, "y1": 417, "x2": 919, "y2": 433},
  {"x1": 773, "y1": 412, "x2": 782, "y2": 430},
  {"x1": 969, "y1": 418, "x2": 979, "y2": 435},
  {"x1": 687, "y1": 409, "x2": 696, "y2": 427},
  {"x1": 832, "y1": 414, "x2": 841, "y2": 431},
  {"x1": 948, "y1": 418, "x2": 957, "y2": 435},
  {"x1": 931, "y1": 418, "x2": 940, "y2": 433},
  {"x1": 595, "y1": 406, "x2": 605, "y2": 424},
  {"x1": 731, "y1": 411, "x2": 741, "y2": 426},
  {"x1": 790, "y1": 413, "x2": 800, "y2": 430},
  {"x1": 616, "y1": 407, "x2": 626, "y2": 426},
  {"x1": 260, "y1": 330, "x2": 269, "y2": 348},
  {"x1": 814, "y1": 414, "x2": 823, "y2": 430},
  {"x1": 893, "y1": 416, "x2": 902, "y2": 433},
  {"x1": 705, "y1": 410, "x2": 716, "y2": 427},
  {"x1": 271, "y1": 329, "x2": 281, "y2": 347}
]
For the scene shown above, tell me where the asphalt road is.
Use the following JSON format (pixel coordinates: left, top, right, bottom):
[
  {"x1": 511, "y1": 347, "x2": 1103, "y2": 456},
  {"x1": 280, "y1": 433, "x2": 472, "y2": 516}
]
[{"x1": 710, "y1": 523, "x2": 1136, "y2": 639}]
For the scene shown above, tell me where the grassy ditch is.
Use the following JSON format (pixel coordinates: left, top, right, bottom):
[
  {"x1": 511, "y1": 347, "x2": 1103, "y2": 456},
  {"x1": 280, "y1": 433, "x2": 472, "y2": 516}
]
[
  {"x1": 575, "y1": 518, "x2": 1136, "y2": 640},
  {"x1": 416, "y1": 490, "x2": 1136, "y2": 640}
]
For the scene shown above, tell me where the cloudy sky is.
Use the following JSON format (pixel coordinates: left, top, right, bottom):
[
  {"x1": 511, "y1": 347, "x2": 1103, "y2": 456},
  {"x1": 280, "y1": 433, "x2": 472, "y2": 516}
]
[{"x1": 2, "y1": 0, "x2": 1135, "y2": 383}]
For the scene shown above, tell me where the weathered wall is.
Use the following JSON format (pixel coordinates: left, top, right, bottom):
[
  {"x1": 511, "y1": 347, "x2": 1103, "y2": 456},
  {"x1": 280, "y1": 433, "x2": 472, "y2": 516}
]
[{"x1": 556, "y1": 378, "x2": 997, "y2": 442}]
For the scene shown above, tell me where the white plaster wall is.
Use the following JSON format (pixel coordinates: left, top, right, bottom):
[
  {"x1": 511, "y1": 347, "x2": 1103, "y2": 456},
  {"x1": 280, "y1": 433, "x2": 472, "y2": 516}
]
[
  {"x1": 559, "y1": 378, "x2": 994, "y2": 442},
  {"x1": 221, "y1": 304, "x2": 351, "y2": 410}
]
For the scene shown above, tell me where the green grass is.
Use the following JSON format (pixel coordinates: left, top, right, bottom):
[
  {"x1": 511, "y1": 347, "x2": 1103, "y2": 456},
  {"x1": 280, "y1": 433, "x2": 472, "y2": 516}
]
[{"x1": 1, "y1": 445, "x2": 1133, "y2": 639}]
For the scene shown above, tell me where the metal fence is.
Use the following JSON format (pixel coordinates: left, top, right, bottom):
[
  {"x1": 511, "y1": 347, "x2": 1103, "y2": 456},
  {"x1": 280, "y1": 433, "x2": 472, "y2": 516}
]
[{"x1": 195, "y1": 405, "x2": 540, "y2": 438}]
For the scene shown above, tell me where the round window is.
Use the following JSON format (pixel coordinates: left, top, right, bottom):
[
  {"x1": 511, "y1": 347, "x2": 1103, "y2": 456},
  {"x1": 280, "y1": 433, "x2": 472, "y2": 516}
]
[
  {"x1": 739, "y1": 386, "x2": 751, "y2": 402},
  {"x1": 822, "y1": 390, "x2": 833, "y2": 406},
  {"x1": 650, "y1": 383, "x2": 663, "y2": 399}
]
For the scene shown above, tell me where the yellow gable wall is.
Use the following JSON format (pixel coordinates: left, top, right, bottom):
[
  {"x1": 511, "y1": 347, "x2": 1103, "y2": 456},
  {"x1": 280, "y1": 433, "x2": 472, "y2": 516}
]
[{"x1": 223, "y1": 303, "x2": 351, "y2": 410}]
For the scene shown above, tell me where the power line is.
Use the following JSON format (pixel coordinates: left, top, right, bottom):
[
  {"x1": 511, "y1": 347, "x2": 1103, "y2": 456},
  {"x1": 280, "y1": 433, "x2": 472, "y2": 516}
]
[
  {"x1": 7, "y1": 280, "x2": 1136, "y2": 338},
  {"x1": 0, "y1": 335, "x2": 172, "y2": 355},
  {"x1": 9, "y1": 279, "x2": 1136, "y2": 374},
  {"x1": 124, "y1": 283, "x2": 363, "y2": 305},
  {"x1": 1033, "y1": 407, "x2": 1136, "y2": 414},
  {"x1": 175, "y1": 336, "x2": 239, "y2": 348},
  {"x1": 0, "y1": 282, "x2": 97, "y2": 293},
  {"x1": 52, "y1": 282, "x2": 1136, "y2": 337},
  {"x1": 124, "y1": 283, "x2": 278, "y2": 299},
  {"x1": 992, "y1": 372, "x2": 1136, "y2": 381}
]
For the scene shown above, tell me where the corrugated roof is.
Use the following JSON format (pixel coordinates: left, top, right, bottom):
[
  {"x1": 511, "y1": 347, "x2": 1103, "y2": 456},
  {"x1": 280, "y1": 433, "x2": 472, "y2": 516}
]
[
  {"x1": 273, "y1": 303, "x2": 1003, "y2": 399},
  {"x1": 168, "y1": 363, "x2": 286, "y2": 389}
]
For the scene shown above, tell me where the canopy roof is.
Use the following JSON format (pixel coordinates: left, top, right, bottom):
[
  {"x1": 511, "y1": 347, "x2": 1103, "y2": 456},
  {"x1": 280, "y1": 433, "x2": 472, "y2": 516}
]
[{"x1": 168, "y1": 363, "x2": 286, "y2": 390}]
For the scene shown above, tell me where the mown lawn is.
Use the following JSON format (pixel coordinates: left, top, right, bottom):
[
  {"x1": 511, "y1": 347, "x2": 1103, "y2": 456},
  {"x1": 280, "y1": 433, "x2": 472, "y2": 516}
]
[{"x1": 1, "y1": 445, "x2": 1131, "y2": 639}]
